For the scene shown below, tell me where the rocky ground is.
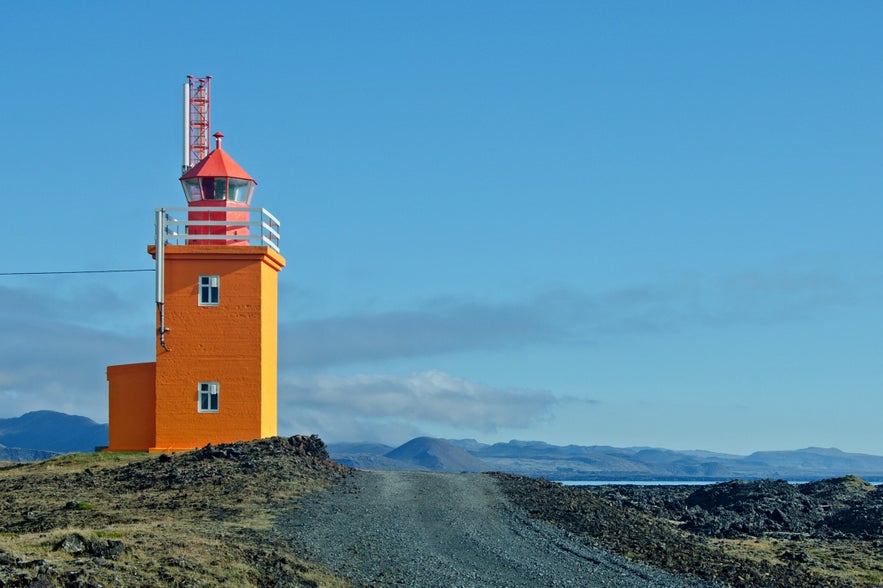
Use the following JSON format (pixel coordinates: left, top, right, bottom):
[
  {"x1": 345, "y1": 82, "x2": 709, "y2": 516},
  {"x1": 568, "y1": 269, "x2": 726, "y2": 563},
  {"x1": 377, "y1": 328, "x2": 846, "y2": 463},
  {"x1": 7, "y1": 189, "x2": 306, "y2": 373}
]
[
  {"x1": 495, "y1": 473, "x2": 883, "y2": 587},
  {"x1": 1, "y1": 439, "x2": 882, "y2": 587},
  {"x1": 281, "y1": 469, "x2": 719, "y2": 587},
  {"x1": 589, "y1": 475, "x2": 883, "y2": 540},
  {"x1": 0, "y1": 436, "x2": 350, "y2": 587}
]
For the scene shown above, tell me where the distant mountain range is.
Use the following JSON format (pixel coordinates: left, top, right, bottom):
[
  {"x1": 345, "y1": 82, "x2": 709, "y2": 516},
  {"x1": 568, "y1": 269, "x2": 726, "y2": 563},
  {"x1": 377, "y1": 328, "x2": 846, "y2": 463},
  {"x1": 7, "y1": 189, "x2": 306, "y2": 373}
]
[
  {"x1": 3, "y1": 411, "x2": 883, "y2": 482},
  {"x1": 0, "y1": 411, "x2": 107, "y2": 461},
  {"x1": 330, "y1": 438, "x2": 883, "y2": 482}
]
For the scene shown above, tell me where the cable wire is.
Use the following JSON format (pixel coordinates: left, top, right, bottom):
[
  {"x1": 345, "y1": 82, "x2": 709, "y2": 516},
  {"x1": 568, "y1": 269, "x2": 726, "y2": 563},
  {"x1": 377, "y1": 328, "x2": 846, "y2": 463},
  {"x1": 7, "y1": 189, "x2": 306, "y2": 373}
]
[{"x1": 0, "y1": 269, "x2": 154, "y2": 276}]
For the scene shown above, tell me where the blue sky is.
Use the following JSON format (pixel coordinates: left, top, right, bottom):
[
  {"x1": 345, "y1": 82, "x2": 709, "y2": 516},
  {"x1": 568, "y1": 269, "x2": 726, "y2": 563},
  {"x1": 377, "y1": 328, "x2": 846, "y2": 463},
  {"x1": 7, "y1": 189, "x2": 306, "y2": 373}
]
[{"x1": 2, "y1": 2, "x2": 882, "y2": 454}]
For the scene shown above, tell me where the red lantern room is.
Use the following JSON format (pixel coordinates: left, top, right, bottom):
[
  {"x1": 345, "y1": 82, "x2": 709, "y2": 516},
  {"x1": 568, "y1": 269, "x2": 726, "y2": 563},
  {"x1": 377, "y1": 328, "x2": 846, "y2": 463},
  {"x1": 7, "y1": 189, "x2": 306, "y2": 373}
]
[{"x1": 179, "y1": 132, "x2": 256, "y2": 245}]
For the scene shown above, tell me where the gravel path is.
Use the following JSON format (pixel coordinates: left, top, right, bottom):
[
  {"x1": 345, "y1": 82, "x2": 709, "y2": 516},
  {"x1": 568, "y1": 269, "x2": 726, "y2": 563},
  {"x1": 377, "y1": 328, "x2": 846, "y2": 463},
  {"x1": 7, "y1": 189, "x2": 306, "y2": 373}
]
[{"x1": 280, "y1": 470, "x2": 720, "y2": 587}]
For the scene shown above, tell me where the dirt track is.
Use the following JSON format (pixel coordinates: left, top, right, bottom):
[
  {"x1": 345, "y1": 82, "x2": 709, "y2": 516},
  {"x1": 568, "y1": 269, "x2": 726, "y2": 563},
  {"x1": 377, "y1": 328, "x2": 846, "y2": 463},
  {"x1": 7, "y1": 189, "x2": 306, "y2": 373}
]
[{"x1": 281, "y1": 469, "x2": 719, "y2": 587}]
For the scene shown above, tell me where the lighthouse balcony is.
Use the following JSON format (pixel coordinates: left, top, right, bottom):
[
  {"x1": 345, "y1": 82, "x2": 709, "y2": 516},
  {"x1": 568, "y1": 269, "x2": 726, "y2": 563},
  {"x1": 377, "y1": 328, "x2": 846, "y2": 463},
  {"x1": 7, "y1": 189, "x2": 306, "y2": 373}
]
[{"x1": 157, "y1": 206, "x2": 281, "y2": 251}]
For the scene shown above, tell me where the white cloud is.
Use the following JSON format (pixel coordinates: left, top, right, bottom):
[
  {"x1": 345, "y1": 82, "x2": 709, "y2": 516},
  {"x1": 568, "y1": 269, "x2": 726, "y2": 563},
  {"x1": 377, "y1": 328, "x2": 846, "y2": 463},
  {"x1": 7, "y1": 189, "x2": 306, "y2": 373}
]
[
  {"x1": 279, "y1": 370, "x2": 559, "y2": 443},
  {"x1": 279, "y1": 296, "x2": 560, "y2": 367},
  {"x1": 279, "y1": 264, "x2": 859, "y2": 368},
  {"x1": 0, "y1": 281, "x2": 153, "y2": 422},
  {"x1": 0, "y1": 260, "x2": 865, "y2": 429},
  {"x1": 277, "y1": 407, "x2": 423, "y2": 446}
]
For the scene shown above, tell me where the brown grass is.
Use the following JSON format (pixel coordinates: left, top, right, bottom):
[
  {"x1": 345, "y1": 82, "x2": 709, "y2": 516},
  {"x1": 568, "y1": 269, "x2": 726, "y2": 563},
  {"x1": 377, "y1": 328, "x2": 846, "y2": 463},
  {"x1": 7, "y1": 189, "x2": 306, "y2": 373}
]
[
  {"x1": 0, "y1": 445, "x2": 351, "y2": 587},
  {"x1": 713, "y1": 537, "x2": 883, "y2": 587}
]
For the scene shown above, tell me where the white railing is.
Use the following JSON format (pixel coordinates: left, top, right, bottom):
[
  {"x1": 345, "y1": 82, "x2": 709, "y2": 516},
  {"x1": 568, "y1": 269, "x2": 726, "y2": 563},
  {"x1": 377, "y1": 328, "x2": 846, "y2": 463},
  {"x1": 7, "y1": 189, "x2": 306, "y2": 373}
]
[{"x1": 156, "y1": 206, "x2": 281, "y2": 252}]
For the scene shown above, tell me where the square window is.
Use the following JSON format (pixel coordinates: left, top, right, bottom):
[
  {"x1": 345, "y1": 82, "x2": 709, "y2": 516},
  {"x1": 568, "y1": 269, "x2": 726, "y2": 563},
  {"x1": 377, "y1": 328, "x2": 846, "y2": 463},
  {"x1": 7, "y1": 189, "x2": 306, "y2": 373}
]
[
  {"x1": 198, "y1": 382, "x2": 219, "y2": 412},
  {"x1": 199, "y1": 275, "x2": 219, "y2": 306}
]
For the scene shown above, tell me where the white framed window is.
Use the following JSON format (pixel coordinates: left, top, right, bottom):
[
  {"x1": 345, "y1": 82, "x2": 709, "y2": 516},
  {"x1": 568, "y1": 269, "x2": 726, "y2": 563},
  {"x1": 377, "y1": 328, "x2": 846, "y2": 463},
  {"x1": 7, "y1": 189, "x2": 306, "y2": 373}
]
[
  {"x1": 198, "y1": 382, "x2": 219, "y2": 412},
  {"x1": 199, "y1": 275, "x2": 219, "y2": 306}
]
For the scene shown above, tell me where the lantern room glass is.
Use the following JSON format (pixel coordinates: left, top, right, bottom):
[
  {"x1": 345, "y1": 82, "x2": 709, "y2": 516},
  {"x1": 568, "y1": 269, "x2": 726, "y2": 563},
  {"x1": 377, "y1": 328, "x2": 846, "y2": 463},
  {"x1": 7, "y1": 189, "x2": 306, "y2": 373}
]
[
  {"x1": 182, "y1": 178, "x2": 202, "y2": 202},
  {"x1": 229, "y1": 179, "x2": 254, "y2": 204},
  {"x1": 180, "y1": 176, "x2": 255, "y2": 203}
]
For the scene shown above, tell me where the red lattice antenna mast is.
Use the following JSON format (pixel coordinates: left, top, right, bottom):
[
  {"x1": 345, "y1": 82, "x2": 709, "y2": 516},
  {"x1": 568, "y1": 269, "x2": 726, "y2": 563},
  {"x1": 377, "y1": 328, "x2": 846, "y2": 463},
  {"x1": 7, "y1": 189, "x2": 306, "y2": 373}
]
[{"x1": 182, "y1": 75, "x2": 212, "y2": 173}]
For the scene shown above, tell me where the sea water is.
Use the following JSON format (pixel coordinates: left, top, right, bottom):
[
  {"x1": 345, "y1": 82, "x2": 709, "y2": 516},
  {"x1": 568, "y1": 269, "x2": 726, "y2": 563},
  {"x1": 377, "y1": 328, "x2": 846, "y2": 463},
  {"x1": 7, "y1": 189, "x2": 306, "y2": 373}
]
[
  {"x1": 558, "y1": 479, "x2": 883, "y2": 486},
  {"x1": 558, "y1": 480, "x2": 719, "y2": 486}
]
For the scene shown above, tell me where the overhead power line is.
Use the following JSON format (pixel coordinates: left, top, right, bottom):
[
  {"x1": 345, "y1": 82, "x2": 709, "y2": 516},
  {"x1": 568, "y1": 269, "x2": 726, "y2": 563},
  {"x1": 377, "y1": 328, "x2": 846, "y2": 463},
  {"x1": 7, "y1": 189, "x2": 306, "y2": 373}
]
[{"x1": 0, "y1": 269, "x2": 154, "y2": 276}]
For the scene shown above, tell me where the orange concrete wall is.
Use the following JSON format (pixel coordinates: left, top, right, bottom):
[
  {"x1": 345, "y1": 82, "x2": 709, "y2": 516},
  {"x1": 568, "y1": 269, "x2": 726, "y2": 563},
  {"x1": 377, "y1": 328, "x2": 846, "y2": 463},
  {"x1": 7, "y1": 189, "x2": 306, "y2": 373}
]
[
  {"x1": 152, "y1": 245, "x2": 284, "y2": 451},
  {"x1": 107, "y1": 362, "x2": 156, "y2": 451},
  {"x1": 260, "y1": 255, "x2": 281, "y2": 437}
]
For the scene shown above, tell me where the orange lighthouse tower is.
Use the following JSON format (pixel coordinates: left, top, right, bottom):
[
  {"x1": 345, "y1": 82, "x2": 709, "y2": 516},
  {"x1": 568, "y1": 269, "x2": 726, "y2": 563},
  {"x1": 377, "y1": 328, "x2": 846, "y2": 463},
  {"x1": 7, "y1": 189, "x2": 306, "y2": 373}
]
[{"x1": 106, "y1": 77, "x2": 285, "y2": 452}]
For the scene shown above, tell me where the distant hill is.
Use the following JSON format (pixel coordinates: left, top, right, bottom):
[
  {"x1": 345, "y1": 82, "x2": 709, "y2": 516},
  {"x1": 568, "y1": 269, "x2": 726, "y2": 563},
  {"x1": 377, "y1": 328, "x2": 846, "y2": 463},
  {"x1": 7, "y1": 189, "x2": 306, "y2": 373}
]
[
  {"x1": 0, "y1": 444, "x2": 61, "y2": 462},
  {"x1": 333, "y1": 437, "x2": 489, "y2": 472},
  {"x1": 326, "y1": 442, "x2": 413, "y2": 471},
  {"x1": 331, "y1": 438, "x2": 883, "y2": 481},
  {"x1": 384, "y1": 437, "x2": 489, "y2": 472},
  {"x1": 6, "y1": 411, "x2": 883, "y2": 482},
  {"x1": 0, "y1": 411, "x2": 108, "y2": 454},
  {"x1": 740, "y1": 447, "x2": 883, "y2": 479}
]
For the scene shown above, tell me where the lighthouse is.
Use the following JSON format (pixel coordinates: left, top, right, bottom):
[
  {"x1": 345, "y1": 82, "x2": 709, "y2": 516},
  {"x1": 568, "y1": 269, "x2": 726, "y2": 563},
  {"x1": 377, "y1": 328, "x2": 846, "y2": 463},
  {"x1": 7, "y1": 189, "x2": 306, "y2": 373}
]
[{"x1": 106, "y1": 77, "x2": 285, "y2": 452}]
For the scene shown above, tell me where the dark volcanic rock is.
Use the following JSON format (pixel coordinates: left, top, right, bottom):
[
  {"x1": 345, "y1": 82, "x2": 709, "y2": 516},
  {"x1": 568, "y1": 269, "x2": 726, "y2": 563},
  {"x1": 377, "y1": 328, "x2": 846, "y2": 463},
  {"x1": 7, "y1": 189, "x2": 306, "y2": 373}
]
[
  {"x1": 825, "y1": 482, "x2": 883, "y2": 538},
  {"x1": 59, "y1": 534, "x2": 87, "y2": 555},
  {"x1": 57, "y1": 534, "x2": 124, "y2": 560},
  {"x1": 495, "y1": 473, "x2": 868, "y2": 588},
  {"x1": 106, "y1": 434, "x2": 335, "y2": 494},
  {"x1": 682, "y1": 478, "x2": 815, "y2": 537},
  {"x1": 493, "y1": 472, "x2": 853, "y2": 588},
  {"x1": 590, "y1": 475, "x2": 883, "y2": 541}
]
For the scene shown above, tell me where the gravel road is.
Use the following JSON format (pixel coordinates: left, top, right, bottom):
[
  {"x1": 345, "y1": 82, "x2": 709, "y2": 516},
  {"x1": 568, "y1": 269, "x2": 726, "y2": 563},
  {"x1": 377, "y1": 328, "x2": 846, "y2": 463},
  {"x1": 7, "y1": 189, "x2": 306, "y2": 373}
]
[{"x1": 280, "y1": 470, "x2": 721, "y2": 587}]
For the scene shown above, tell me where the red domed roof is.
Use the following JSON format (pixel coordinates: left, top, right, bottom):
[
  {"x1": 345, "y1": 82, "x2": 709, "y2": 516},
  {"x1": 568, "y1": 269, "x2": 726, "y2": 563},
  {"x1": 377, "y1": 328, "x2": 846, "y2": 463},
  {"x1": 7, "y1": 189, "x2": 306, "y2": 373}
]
[{"x1": 180, "y1": 133, "x2": 255, "y2": 183}]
